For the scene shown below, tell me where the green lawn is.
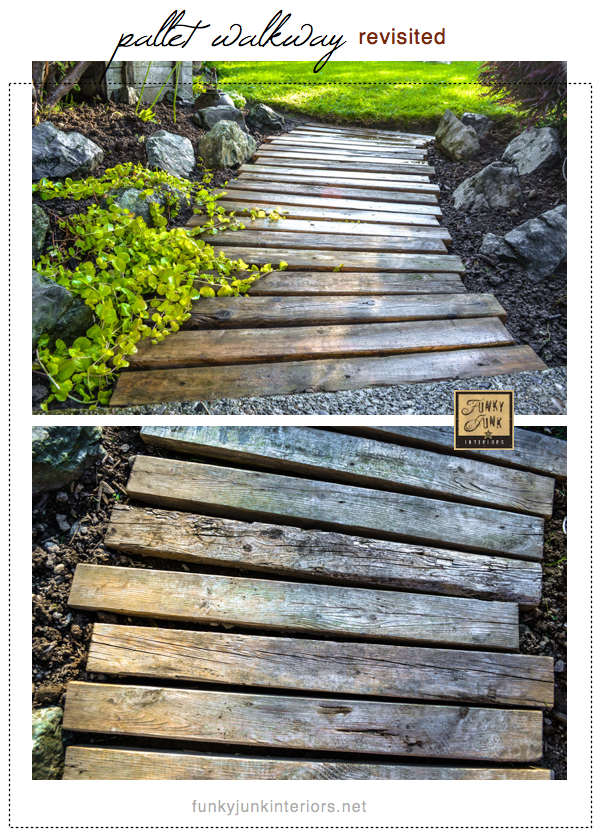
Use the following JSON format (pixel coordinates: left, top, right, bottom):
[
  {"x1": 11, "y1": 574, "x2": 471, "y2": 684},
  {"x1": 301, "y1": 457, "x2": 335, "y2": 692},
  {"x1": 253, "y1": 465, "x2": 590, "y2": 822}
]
[{"x1": 210, "y1": 62, "x2": 517, "y2": 128}]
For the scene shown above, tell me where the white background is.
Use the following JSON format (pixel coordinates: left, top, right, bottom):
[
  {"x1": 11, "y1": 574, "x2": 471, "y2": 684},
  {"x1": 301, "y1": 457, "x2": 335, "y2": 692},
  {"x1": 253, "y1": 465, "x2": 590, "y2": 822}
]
[{"x1": 0, "y1": 0, "x2": 595, "y2": 831}]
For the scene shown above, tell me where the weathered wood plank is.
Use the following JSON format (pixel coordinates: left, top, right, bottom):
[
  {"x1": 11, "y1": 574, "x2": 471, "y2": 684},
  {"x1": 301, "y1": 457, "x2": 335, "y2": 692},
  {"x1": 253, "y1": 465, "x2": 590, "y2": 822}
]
[
  {"x1": 127, "y1": 318, "x2": 513, "y2": 370},
  {"x1": 225, "y1": 178, "x2": 440, "y2": 206},
  {"x1": 105, "y1": 505, "x2": 543, "y2": 605},
  {"x1": 87, "y1": 624, "x2": 554, "y2": 707},
  {"x1": 212, "y1": 198, "x2": 441, "y2": 226},
  {"x1": 189, "y1": 214, "x2": 452, "y2": 243},
  {"x1": 237, "y1": 171, "x2": 440, "y2": 197},
  {"x1": 184, "y1": 295, "x2": 505, "y2": 330},
  {"x1": 124, "y1": 455, "x2": 545, "y2": 559},
  {"x1": 348, "y1": 427, "x2": 567, "y2": 482},
  {"x1": 62, "y1": 682, "x2": 542, "y2": 761},
  {"x1": 200, "y1": 229, "x2": 448, "y2": 254},
  {"x1": 140, "y1": 426, "x2": 553, "y2": 518},
  {"x1": 254, "y1": 153, "x2": 436, "y2": 176},
  {"x1": 194, "y1": 271, "x2": 466, "y2": 296},
  {"x1": 267, "y1": 136, "x2": 430, "y2": 155},
  {"x1": 110, "y1": 345, "x2": 548, "y2": 406},
  {"x1": 219, "y1": 188, "x2": 443, "y2": 217},
  {"x1": 294, "y1": 126, "x2": 433, "y2": 142},
  {"x1": 259, "y1": 142, "x2": 428, "y2": 161},
  {"x1": 69, "y1": 564, "x2": 519, "y2": 648},
  {"x1": 256, "y1": 148, "x2": 432, "y2": 169},
  {"x1": 240, "y1": 163, "x2": 432, "y2": 184},
  {"x1": 63, "y1": 747, "x2": 553, "y2": 781}
]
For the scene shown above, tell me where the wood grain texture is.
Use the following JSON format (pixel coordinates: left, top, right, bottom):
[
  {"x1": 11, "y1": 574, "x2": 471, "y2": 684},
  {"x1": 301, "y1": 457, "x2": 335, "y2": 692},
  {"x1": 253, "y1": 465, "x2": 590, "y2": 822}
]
[
  {"x1": 184, "y1": 295, "x2": 505, "y2": 330},
  {"x1": 266, "y1": 137, "x2": 430, "y2": 155},
  {"x1": 253, "y1": 154, "x2": 436, "y2": 176},
  {"x1": 127, "y1": 318, "x2": 512, "y2": 370},
  {"x1": 68, "y1": 564, "x2": 519, "y2": 649},
  {"x1": 348, "y1": 427, "x2": 567, "y2": 481},
  {"x1": 200, "y1": 228, "x2": 448, "y2": 254},
  {"x1": 219, "y1": 188, "x2": 443, "y2": 217},
  {"x1": 110, "y1": 345, "x2": 548, "y2": 406},
  {"x1": 261, "y1": 141, "x2": 428, "y2": 160},
  {"x1": 239, "y1": 163, "x2": 432, "y2": 184},
  {"x1": 105, "y1": 505, "x2": 543, "y2": 605},
  {"x1": 62, "y1": 682, "x2": 543, "y2": 761},
  {"x1": 140, "y1": 426, "x2": 553, "y2": 518},
  {"x1": 294, "y1": 126, "x2": 433, "y2": 143},
  {"x1": 124, "y1": 455, "x2": 544, "y2": 559},
  {"x1": 203, "y1": 247, "x2": 458, "y2": 272},
  {"x1": 227, "y1": 177, "x2": 439, "y2": 206},
  {"x1": 63, "y1": 747, "x2": 553, "y2": 780},
  {"x1": 238, "y1": 171, "x2": 438, "y2": 196},
  {"x1": 208, "y1": 200, "x2": 441, "y2": 226},
  {"x1": 87, "y1": 624, "x2": 554, "y2": 707}
]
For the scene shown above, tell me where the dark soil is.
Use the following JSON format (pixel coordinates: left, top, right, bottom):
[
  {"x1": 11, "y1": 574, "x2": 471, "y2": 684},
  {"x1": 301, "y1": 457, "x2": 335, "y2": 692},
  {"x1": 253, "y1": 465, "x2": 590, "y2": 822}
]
[
  {"x1": 32, "y1": 426, "x2": 567, "y2": 778},
  {"x1": 430, "y1": 119, "x2": 567, "y2": 368}
]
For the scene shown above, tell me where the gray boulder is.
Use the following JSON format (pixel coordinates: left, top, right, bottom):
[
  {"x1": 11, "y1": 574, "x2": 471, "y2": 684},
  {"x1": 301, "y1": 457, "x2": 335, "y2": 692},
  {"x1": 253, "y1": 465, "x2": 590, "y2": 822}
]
[
  {"x1": 164, "y1": 89, "x2": 195, "y2": 107},
  {"x1": 32, "y1": 707, "x2": 64, "y2": 780},
  {"x1": 32, "y1": 270, "x2": 93, "y2": 350},
  {"x1": 194, "y1": 90, "x2": 235, "y2": 110},
  {"x1": 102, "y1": 185, "x2": 187, "y2": 226},
  {"x1": 502, "y1": 127, "x2": 562, "y2": 175},
  {"x1": 504, "y1": 205, "x2": 567, "y2": 282},
  {"x1": 146, "y1": 130, "x2": 195, "y2": 178},
  {"x1": 194, "y1": 105, "x2": 248, "y2": 133},
  {"x1": 435, "y1": 110, "x2": 480, "y2": 161},
  {"x1": 110, "y1": 86, "x2": 139, "y2": 106},
  {"x1": 32, "y1": 426, "x2": 103, "y2": 494},
  {"x1": 247, "y1": 103, "x2": 285, "y2": 132},
  {"x1": 197, "y1": 121, "x2": 257, "y2": 169},
  {"x1": 453, "y1": 162, "x2": 522, "y2": 212},
  {"x1": 32, "y1": 204, "x2": 49, "y2": 259},
  {"x1": 32, "y1": 122, "x2": 104, "y2": 181},
  {"x1": 461, "y1": 112, "x2": 492, "y2": 138},
  {"x1": 479, "y1": 233, "x2": 517, "y2": 261}
]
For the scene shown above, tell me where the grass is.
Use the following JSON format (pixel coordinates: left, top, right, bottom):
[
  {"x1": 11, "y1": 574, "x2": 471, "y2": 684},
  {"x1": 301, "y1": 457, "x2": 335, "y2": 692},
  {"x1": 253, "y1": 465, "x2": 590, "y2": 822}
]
[{"x1": 209, "y1": 61, "x2": 519, "y2": 128}]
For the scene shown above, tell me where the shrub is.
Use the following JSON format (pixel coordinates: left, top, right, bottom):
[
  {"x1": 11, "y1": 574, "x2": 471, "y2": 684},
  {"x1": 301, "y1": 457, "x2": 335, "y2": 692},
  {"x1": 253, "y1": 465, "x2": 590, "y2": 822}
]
[{"x1": 477, "y1": 62, "x2": 567, "y2": 129}]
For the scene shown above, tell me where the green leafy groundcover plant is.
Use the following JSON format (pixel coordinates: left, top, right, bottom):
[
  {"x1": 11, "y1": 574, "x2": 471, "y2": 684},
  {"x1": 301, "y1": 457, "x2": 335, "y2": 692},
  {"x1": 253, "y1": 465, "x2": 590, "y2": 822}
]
[{"x1": 32, "y1": 163, "x2": 286, "y2": 409}]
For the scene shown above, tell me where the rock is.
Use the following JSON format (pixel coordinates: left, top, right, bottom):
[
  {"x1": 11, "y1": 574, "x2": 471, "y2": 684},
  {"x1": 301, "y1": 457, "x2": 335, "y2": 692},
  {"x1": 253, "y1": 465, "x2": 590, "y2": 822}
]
[
  {"x1": 32, "y1": 707, "x2": 64, "y2": 780},
  {"x1": 247, "y1": 103, "x2": 285, "y2": 131},
  {"x1": 194, "y1": 90, "x2": 235, "y2": 110},
  {"x1": 146, "y1": 130, "x2": 195, "y2": 178},
  {"x1": 479, "y1": 233, "x2": 517, "y2": 261},
  {"x1": 197, "y1": 121, "x2": 257, "y2": 169},
  {"x1": 502, "y1": 127, "x2": 562, "y2": 175},
  {"x1": 435, "y1": 110, "x2": 480, "y2": 161},
  {"x1": 32, "y1": 204, "x2": 49, "y2": 259},
  {"x1": 32, "y1": 121, "x2": 104, "y2": 181},
  {"x1": 163, "y1": 89, "x2": 195, "y2": 107},
  {"x1": 193, "y1": 105, "x2": 248, "y2": 133},
  {"x1": 32, "y1": 426, "x2": 103, "y2": 494},
  {"x1": 32, "y1": 383, "x2": 50, "y2": 404},
  {"x1": 504, "y1": 205, "x2": 567, "y2": 282},
  {"x1": 31, "y1": 270, "x2": 93, "y2": 350},
  {"x1": 554, "y1": 660, "x2": 565, "y2": 673},
  {"x1": 110, "y1": 86, "x2": 139, "y2": 106},
  {"x1": 461, "y1": 112, "x2": 493, "y2": 137},
  {"x1": 453, "y1": 162, "x2": 522, "y2": 212},
  {"x1": 102, "y1": 185, "x2": 187, "y2": 227}
]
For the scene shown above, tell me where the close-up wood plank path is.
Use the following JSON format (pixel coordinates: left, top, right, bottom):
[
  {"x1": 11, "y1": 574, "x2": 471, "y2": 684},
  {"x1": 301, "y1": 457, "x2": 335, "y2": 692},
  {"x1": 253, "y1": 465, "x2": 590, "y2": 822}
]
[
  {"x1": 63, "y1": 426, "x2": 558, "y2": 779},
  {"x1": 110, "y1": 125, "x2": 547, "y2": 408}
]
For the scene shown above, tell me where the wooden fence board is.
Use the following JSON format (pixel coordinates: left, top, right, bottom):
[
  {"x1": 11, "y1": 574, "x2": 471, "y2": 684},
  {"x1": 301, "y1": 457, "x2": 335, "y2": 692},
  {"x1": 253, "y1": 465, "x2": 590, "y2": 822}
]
[
  {"x1": 140, "y1": 426, "x2": 553, "y2": 518},
  {"x1": 110, "y1": 345, "x2": 548, "y2": 406},
  {"x1": 124, "y1": 455, "x2": 544, "y2": 559},
  {"x1": 63, "y1": 747, "x2": 553, "y2": 780},
  {"x1": 87, "y1": 624, "x2": 554, "y2": 707},
  {"x1": 62, "y1": 682, "x2": 542, "y2": 761},
  {"x1": 68, "y1": 564, "x2": 519, "y2": 649},
  {"x1": 200, "y1": 228, "x2": 448, "y2": 254},
  {"x1": 105, "y1": 505, "x2": 543, "y2": 605}
]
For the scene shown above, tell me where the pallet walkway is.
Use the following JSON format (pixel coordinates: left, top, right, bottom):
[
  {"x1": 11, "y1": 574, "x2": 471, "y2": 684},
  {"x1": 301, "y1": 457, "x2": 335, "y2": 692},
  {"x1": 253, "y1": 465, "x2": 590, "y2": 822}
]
[
  {"x1": 110, "y1": 125, "x2": 547, "y2": 407},
  {"x1": 63, "y1": 427, "x2": 555, "y2": 779}
]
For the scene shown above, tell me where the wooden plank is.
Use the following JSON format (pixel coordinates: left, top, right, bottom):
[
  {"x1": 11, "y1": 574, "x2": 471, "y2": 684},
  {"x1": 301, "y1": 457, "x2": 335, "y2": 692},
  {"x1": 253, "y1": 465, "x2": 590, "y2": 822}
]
[
  {"x1": 189, "y1": 214, "x2": 452, "y2": 243},
  {"x1": 69, "y1": 564, "x2": 519, "y2": 649},
  {"x1": 87, "y1": 624, "x2": 554, "y2": 707},
  {"x1": 240, "y1": 163, "x2": 432, "y2": 184},
  {"x1": 259, "y1": 142, "x2": 428, "y2": 161},
  {"x1": 294, "y1": 126, "x2": 434, "y2": 143},
  {"x1": 267, "y1": 136, "x2": 430, "y2": 155},
  {"x1": 200, "y1": 229, "x2": 447, "y2": 254},
  {"x1": 63, "y1": 747, "x2": 553, "y2": 780},
  {"x1": 230, "y1": 177, "x2": 440, "y2": 205},
  {"x1": 62, "y1": 682, "x2": 542, "y2": 761},
  {"x1": 218, "y1": 189, "x2": 442, "y2": 218},
  {"x1": 105, "y1": 505, "x2": 543, "y2": 605},
  {"x1": 110, "y1": 345, "x2": 548, "y2": 407},
  {"x1": 194, "y1": 271, "x2": 466, "y2": 296},
  {"x1": 199, "y1": 247, "x2": 460, "y2": 272},
  {"x1": 124, "y1": 455, "x2": 544, "y2": 560},
  {"x1": 255, "y1": 151, "x2": 435, "y2": 175},
  {"x1": 237, "y1": 171, "x2": 440, "y2": 197},
  {"x1": 184, "y1": 295, "x2": 505, "y2": 329},
  {"x1": 141, "y1": 426, "x2": 552, "y2": 518},
  {"x1": 347, "y1": 427, "x2": 568, "y2": 482},
  {"x1": 211, "y1": 199, "x2": 441, "y2": 226},
  {"x1": 127, "y1": 318, "x2": 513, "y2": 370}
]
